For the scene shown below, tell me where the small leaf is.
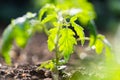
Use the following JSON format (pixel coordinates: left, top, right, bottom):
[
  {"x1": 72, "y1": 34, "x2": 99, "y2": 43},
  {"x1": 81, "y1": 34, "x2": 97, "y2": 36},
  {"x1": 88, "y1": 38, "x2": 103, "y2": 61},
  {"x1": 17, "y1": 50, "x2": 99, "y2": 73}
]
[
  {"x1": 59, "y1": 28, "x2": 77, "y2": 61},
  {"x1": 41, "y1": 15, "x2": 57, "y2": 24},
  {"x1": 94, "y1": 34, "x2": 105, "y2": 54},
  {"x1": 13, "y1": 20, "x2": 32, "y2": 48},
  {"x1": 88, "y1": 20, "x2": 97, "y2": 47},
  {"x1": 37, "y1": 60, "x2": 55, "y2": 71},
  {"x1": 101, "y1": 35, "x2": 113, "y2": 61},
  {"x1": 70, "y1": 16, "x2": 85, "y2": 46},
  {"x1": 1, "y1": 26, "x2": 13, "y2": 51},
  {"x1": 38, "y1": 4, "x2": 56, "y2": 21},
  {"x1": 1, "y1": 25, "x2": 13, "y2": 65},
  {"x1": 95, "y1": 34, "x2": 112, "y2": 58},
  {"x1": 47, "y1": 28, "x2": 58, "y2": 51},
  {"x1": 38, "y1": 8, "x2": 47, "y2": 21},
  {"x1": 95, "y1": 39, "x2": 104, "y2": 54},
  {"x1": 105, "y1": 45, "x2": 112, "y2": 61},
  {"x1": 14, "y1": 27, "x2": 29, "y2": 48},
  {"x1": 0, "y1": 12, "x2": 36, "y2": 65}
]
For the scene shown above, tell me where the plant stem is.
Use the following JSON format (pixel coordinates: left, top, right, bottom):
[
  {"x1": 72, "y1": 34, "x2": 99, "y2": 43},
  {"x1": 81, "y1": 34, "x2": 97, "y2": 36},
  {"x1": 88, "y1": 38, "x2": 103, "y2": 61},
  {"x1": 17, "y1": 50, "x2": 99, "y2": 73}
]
[
  {"x1": 53, "y1": 27, "x2": 60, "y2": 80},
  {"x1": 53, "y1": 12, "x2": 64, "y2": 80},
  {"x1": 54, "y1": 43, "x2": 59, "y2": 80},
  {"x1": 77, "y1": 37, "x2": 90, "y2": 41}
]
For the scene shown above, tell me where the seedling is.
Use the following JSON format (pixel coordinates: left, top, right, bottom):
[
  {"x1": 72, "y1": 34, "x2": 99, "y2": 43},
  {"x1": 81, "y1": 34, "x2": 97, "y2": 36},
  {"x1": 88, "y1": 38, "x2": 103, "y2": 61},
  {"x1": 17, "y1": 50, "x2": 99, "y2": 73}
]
[{"x1": 0, "y1": 0, "x2": 112, "y2": 79}]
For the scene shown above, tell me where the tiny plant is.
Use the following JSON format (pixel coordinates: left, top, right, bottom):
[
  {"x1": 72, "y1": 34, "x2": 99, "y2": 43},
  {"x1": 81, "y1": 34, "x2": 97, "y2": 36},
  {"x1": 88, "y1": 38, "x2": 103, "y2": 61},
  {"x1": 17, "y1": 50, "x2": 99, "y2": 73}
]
[{"x1": 0, "y1": 0, "x2": 112, "y2": 79}]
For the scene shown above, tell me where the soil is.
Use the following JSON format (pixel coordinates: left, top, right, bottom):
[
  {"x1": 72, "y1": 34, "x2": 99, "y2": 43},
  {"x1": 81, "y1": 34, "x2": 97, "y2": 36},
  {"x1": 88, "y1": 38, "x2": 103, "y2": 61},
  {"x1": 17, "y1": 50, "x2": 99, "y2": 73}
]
[{"x1": 0, "y1": 64, "x2": 52, "y2": 80}]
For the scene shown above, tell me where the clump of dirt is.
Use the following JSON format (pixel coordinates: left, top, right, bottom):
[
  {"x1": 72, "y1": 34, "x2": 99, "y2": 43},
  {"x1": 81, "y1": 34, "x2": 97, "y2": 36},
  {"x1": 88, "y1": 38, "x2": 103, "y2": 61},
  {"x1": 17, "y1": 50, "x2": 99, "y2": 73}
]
[{"x1": 0, "y1": 64, "x2": 52, "y2": 80}]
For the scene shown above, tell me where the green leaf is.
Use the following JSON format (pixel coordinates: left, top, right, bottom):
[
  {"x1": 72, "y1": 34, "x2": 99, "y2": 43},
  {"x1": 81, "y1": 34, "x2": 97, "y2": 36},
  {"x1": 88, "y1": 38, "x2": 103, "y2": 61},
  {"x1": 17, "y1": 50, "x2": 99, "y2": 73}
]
[
  {"x1": 14, "y1": 27, "x2": 29, "y2": 48},
  {"x1": 95, "y1": 39, "x2": 104, "y2": 54},
  {"x1": 47, "y1": 28, "x2": 58, "y2": 51},
  {"x1": 13, "y1": 13, "x2": 36, "y2": 48},
  {"x1": 105, "y1": 45, "x2": 112, "y2": 61},
  {"x1": 88, "y1": 20, "x2": 97, "y2": 47},
  {"x1": 1, "y1": 26, "x2": 13, "y2": 52},
  {"x1": 0, "y1": 12, "x2": 36, "y2": 64},
  {"x1": 70, "y1": 16, "x2": 85, "y2": 46},
  {"x1": 38, "y1": 4, "x2": 56, "y2": 21},
  {"x1": 59, "y1": 28, "x2": 77, "y2": 61},
  {"x1": 94, "y1": 34, "x2": 112, "y2": 59},
  {"x1": 41, "y1": 14, "x2": 57, "y2": 24},
  {"x1": 37, "y1": 60, "x2": 55, "y2": 71},
  {"x1": 102, "y1": 35, "x2": 112, "y2": 61},
  {"x1": 1, "y1": 25, "x2": 13, "y2": 65},
  {"x1": 38, "y1": 7, "x2": 47, "y2": 21},
  {"x1": 95, "y1": 34, "x2": 105, "y2": 54}
]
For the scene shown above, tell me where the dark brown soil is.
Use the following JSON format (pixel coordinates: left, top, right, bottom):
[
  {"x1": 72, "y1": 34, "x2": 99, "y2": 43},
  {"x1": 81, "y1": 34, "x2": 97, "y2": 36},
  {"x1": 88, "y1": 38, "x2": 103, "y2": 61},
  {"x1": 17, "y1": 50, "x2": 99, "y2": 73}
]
[{"x1": 0, "y1": 64, "x2": 52, "y2": 80}]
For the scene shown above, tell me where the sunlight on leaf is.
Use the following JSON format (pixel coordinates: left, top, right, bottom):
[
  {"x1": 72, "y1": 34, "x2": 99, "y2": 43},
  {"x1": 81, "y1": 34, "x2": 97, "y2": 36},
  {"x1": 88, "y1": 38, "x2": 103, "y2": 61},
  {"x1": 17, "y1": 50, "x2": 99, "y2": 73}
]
[
  {"x1": 70, "y1": 16, "x2": 85, "y2": 46},
  {"x1": 47, "y1": 28, "x2": 58, "y2": 51},
  {"x1": 38, "y1": 4, "x2": 56, "y2": 21},
  {"x1": 95, "y1": 39, "x2": 104, "y2": 54},
  {"x1": 59, "y1": 28, "x2": 77, "y2": 61},
  {"x1": 94, "y1": 34, "x2": 112, "y2": 60},
  {"x1": 41, "y1": 15, "x2": 57, "y2": 24},
  {"x1": 37, "y1": 60, "x2": 55, "y2": 71},
  {"x1": 66, "y1": 8, "x2": 83, "y2": 16}
]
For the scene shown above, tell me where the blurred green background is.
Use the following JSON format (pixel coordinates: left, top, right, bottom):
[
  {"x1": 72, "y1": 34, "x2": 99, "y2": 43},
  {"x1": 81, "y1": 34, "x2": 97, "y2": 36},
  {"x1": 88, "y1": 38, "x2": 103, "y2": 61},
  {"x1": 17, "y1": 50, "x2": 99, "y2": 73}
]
[{"x1": 0, "y1": 0, "x2": 120, "y2": 33}]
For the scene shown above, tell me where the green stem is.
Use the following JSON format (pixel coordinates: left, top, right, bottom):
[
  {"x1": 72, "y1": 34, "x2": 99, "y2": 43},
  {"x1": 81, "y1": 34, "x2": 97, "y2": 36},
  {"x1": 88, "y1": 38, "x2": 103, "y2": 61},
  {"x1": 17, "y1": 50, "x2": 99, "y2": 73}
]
[
  {"x1": 53, "y1": 26, "x2": 61, "y2": 80},
  {"x1": 43, "y1": 25, "x2": 49, "y2": 36},
  {"x1": 53, "y1": 12, "x2": 63, "y2": 80},
  {"x1": 77, "y1": 37, "x2": 90, "y2": 41},
  {"x1": 54, "y1": 41, "x2": 59, "y2": 80}
]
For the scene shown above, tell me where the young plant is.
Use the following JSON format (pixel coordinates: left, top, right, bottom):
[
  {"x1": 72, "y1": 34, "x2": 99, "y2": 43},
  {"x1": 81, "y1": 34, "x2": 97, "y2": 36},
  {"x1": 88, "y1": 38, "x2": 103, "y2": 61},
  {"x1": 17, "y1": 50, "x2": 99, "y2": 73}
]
[{"x1": 0, "y1": 0, "x2": 112, "y2": 79}]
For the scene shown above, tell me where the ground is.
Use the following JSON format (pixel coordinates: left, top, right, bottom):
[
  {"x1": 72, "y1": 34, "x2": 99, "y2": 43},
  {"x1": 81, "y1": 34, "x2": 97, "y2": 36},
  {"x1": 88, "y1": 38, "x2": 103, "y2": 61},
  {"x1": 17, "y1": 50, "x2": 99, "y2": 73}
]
[{"x1": 0, "y1": 64, "x2": 52, "y2": 80}]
